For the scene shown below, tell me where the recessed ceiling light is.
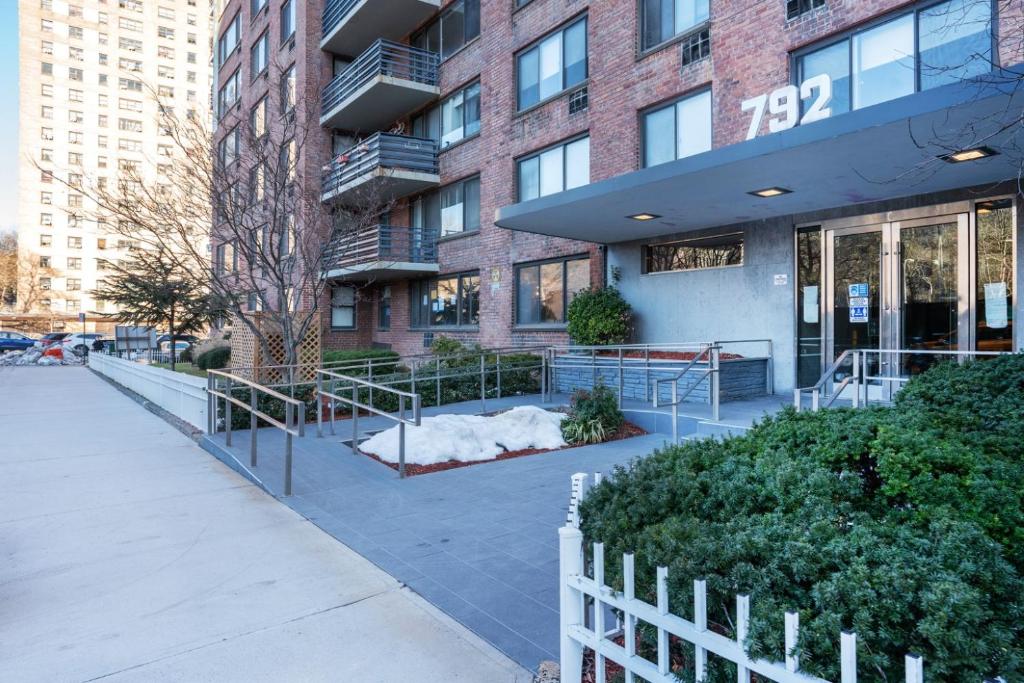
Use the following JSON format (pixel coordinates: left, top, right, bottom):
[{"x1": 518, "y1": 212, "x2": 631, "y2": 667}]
[
  {"x1": 628, "y1": 213, "x2": 661, "y2": 221},
  {"x1": 748, "y1": 187, "x2": 792, "y2": 198},
  {"x1": 940, "y1": 146, "x2": 998, "y2": 163}
]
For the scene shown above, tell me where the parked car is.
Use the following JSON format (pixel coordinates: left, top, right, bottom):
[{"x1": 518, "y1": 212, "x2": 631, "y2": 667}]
[
  {"x1": 154, "y1": 340, "x2": 192, "y2": 364},
  {"x1": 37, "y1": 332, "x2": 70, "y2": 348},
  {"x1": 61, "y1": 333, "x2": 107, "y2": 355},
  {"x1": 155, "y1": 334, "x2": 199, "y2": 347},
  {"x1": 0, "y1": 331, "x2": 37, "y2": 353}
]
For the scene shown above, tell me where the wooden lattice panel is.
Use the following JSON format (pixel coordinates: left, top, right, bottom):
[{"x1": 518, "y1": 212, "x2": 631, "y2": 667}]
[{"x1": 229, "y1": 311, "x2": 321, "y2": 385}]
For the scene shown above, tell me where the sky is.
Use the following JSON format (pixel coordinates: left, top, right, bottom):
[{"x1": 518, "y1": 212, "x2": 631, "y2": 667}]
[{"x1": 0, "y1": 2, "x2": 19, "y2": 234}]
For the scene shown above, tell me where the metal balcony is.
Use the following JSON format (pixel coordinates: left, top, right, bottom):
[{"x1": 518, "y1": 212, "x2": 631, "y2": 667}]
[
  {"x1": 321, "y1": 0, "x2": 440, "y2": 57},
  {"x1": 320, "y1": 40, "x2": 439, "y2": 133},
  {"x1": 321, "y1": 133, "x2": 439, "y2": 204},
  {"x1": 323, "y1": 225, "x2": 439, "y2": 280}
]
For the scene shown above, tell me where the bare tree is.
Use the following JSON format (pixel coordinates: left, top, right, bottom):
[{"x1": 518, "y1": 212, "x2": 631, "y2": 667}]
[
  {"x1": 41, "y1": 62, "x2": 399, "y2": 381},
  {"x1": 15, "y1": 252, "x2": 65, "y2": 314},
  {"x1": 0, "y1": 230, "x2": 16, "y2": 311}
]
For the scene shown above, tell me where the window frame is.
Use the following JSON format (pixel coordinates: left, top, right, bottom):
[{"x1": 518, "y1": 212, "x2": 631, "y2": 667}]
[
  {"x1": 409, "y1": 271, "x2": 481, "y2": 329},
  {"x1": 250, "y1": 30, "x2": 269, "y2": 80},
  {"x1": 515, "y1": 14, "x2": 588, "y2": 112},
  {"x1": 438, "y1": 174, "x2": 482, "y2": 238},
  {"x1": 638, "y1": 0, "x2": 711, "y2": 56},
  {"x1": 411, "y1": 79, "x2": 482, "y2": 150},
  {"x1": 513, "y1": 255, "x2": 591, "y2": 327},
  {"x1": 515, "y1": 134, "x2": 590, "y2": 202},
  {"x1": 218, "y1": 12, "x2": 241, "y2": 63},
  {"x1": 641, "y1": 231, "x2": 745, "y2": 275},
  {"x1": 411, "y1": 0, "x2": 481, "y2": 62},
  {"x1": 639, "y1": 87, "x2": 713, "y2": 168},
  {"x1": 330, "y1": 285, "x2": 357, "y2": 330},
  {"x1": 280, "y1": 0, "x2": 296, "y2": 46}
]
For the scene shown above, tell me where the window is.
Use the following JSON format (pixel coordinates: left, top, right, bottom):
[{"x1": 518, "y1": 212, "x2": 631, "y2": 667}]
[
  {"x1": 515, "y1": 257, "x2": 590, "y2": 325},
  {"x1": 40, "y1": 277, "x2": 52, "y2": 290},
  {"x1": 215, "y1": 243, "x2": 236, "y2": 274},
  {"x1": 219, "y1": 13, "x2": 241, "y2": 62},
  {"x1": 40, "y1": 257, "x2": 50, "y2": 269},
  {"x1": 439, "y1": 176, "x2": 481, "y2": 236},
  {"x1": 98, "y1": 114, "x2": 108, "y2": 127},
  {"x1": 41, "y1": 127, "x2": 54, "y2": 141},
  {"x1": 252, "y1": 0, "x2": 268, "y2": 13},
  {"x1": 41, "y1": 62, "x2": 53, "y2": 76},
  {"x1": 246, "y1": 292, "x2": 262, "y2": 312},
  {"x1": 68, "y1": 194, "x2": 82, "y2": 208},
  {"x1": 38, "y1": 83, "x2": 53, "y2": 97},
  {"x1": 280, "y1": 0, "x2": 295, "y2": 44},
  {"x1": 41, "y1": 213, "x2": 53, "y2": 226},
  {"x1": 159, "y1": 26, "x2": 175, "y2": 40},
  {"x1": 188, "y1": 52, "x2": 197, "y2": 64},
  {"x1": 119, "y1": 98, "x2": 143, "y2": 112},
  {"x1": 98, "y1": 11, "x2": 107, "y2": 23},
  {"x1": 643, "y1": 232, "x2": 744, "y2": 273},
  {"x1": 218, "y1": 69, "x2": 240, "y2": 118},
  {"x1": 250, "y1": 96, "x2": 267, "y2": 138},
  {"x1": 69, "y1": 67, "x2": 83, "y2": 81},
  {"x1": 517, "y1": 136, "x2": 590, "y2": 201},
  {"x1": 120, "y1": 37, "x2": 142, "y2": 52},
  {"x1": 98, "y1": 53, "x2": 108, "y2": 66},
  {"x1": 118, "y1": 17, "x2": 142, "y2": 32},
  {"x1": 68, "y1": 152, "x2": 82, "y2": 165},
  {"x1": 251, "y1": 31, "x2": 269, "y2": 79},
  {"x1": 378, "y1": 286, "x2": 391, "y2": 330},
  {"x1": 66, "y1": 279, "x2": 81, "y2": 292},
  {"x1": 516, "y1": 16, "x2": 587, "y2": 109},
  {"x1": 67, "y1": 257, "x2": 81, "y2": 270},
  {"x1": 158, "y1": 85, "x2": 174, "y2": 98},
  {"x1": 97, "y1": 93, "x2": 107, "y2": 106},
  {"x1": 412, "y1": 81, "x2": 481, "y2": 148},
  {"x1": 69, "y1": 131, "x2": 83, "y2": 144},
  {"x1": 41, "y1": 40, "x2": 53, "y2": 55},
  {"x1": 41, "y1": 19, "x2": 53, "y2": 32},
  {"x1": 119, "y1": 77, "x2": 142, "y2": 92},
  {"x1": 158, "y1": 6, "x2": 175, "y2": 20},
  {"x1": 66, "y1": 300, "x2": 81, "y2": 313},
  {"x1": 68, "y1": 236, "x2": 82, "y2": 249},
  {"x1": 797, "y1": 0, "x2": 992, "y2": 116},
  {"x1": 218, "y1": 126, "x2": 240, "y2": 166},
  {"x1": 120, "y1": 0, "x2": 143, "y2": 11},
  {"x1": 411, "y1": 0, "x2": 480, "y2": 59},
  {"x1": 787, "y1": 0, "x2": 825, "y2": 20},
  {"x1": 99, "y1": 32, "x2": 108, "y2": 45},
  {"x1": 159, "y1": 46, "x2": 175, "y2": 60},
  {"x1": 41, "y1": 192, "x2": 52, "y2": 205},
  {"x1": 641, "y1": 0, "x2": 709, "y2": 52},
  {"x1": 40, "y1": 235, "x2": 52, "y2": 247},
  {"x1": 69, "y1": 46, "x2": 84, "y2": 61},
  {"x1": 99, "y1": 74, "x2": 108, "y2": 86},
  {"x1": 158, "y1": 65, "x2": 174, "y2": 79},
  {"x1": 69, "y1": 4, "x2": 82, "y2": 17},
  {"x1": 69, "y1": 110, "x2": 84, "y2": 123},
  {"x1": 68, "y1": 26, "x2": 83, "y2": 40},
  {"x1": 41, "y1": 148, "x2": 53, "y2": 161},
  {"x1": 975, "y1": 198, "x2": 1014, "y2": 352},
  {"x1": 330, "y1": 286, "x2": 356, "y2": 328},
  {"x1": 119, "y1": 139, "x2": 143, "y2": 152},
  {"x1": 642, "y1": 89, "x2": 712, "y2": 167},
  {"x1": 279, "y1": 64, "x2": 296, "y2": 113},
  {"x1": 41, "y1": 105, "x2": 53, "y2": 119},
  {"x1": 410, "y1": 272, "x2": 480, "y2": 327},
  {"x1": 119, "y1": 118, "x2": 143, "y2": 132}
]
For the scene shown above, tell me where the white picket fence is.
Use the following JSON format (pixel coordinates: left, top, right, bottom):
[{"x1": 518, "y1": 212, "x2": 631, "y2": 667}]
[
  {"x1": 89, "y1": 352, "x2": 208, "y2": 431},
  {"x1": 560, "y1": 472, "x2": 928, "y2": 683}
]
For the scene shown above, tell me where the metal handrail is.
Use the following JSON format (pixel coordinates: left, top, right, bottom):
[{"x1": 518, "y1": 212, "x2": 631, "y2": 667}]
[
  {"x1": 321, "y1": 0, "x2": 361, "y2": 39},
  {"x1": 323, "y1": 224, "x2": 439, "y2": 271},
  {"x1": 794, "y1": 348, "x2": 1013, "y2": 411},
  {"x1": 321, "y1": 132, "x2": 438, "y2": 197},
  {"x1": 650, "y1": 345, "x2": 721, "y2": 442},
  {"x1": 206, "y1": 369, "x2": 306, "y2": 495},
  {"x1": 321, "y1": 39, "x2": 439, "y2": 116},
  {"x1": 316, "y1": 368, "x2": 422, "y2": 478}
]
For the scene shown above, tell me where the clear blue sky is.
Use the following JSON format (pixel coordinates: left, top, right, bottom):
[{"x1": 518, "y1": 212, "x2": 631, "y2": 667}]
[{"x1": 0, "y1": 2, "x2": 19, "y2": 234}]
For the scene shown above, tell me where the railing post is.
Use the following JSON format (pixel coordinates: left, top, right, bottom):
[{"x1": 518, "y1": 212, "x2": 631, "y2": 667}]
[
  {"x1": 591, "y1": 348, "x2": 597, "y2": 388},
  {"x1": 398, "y1": 395, "x2": 406, "y2": 479},
  {"x1": 284, "y1": 402, "x2": 293, "y2": 497},
  {"x1": 480, "y1": 354, "x2": 486, "y2": 412},
  {"x1": 710, "y1": 346, "x2": 720, "y2": 422},
  {"x1": 435, "y1": 357, "x2": 441, "y2": 406},
  {"x1": 496, "y1": 352, "x2": 502, "y2": 400},
  {"x1": 558, "y1": 525, "x2": 585, "y2": 683},
  {"x1": 793, "y1": 388, "x2": 802, "y2": 411},
  {"x1": 410, "y1": 363, "x2": 417, "y2": 396},
  {"x1": 644, "y1": 346, "x2": 650, "y2": 402},
  {"x1": 206, "y1": 373, "x2": 215, "y2": 434},
  {"x1": 225, "y1": 376, "x2": 233, "y2": 448},
  {"x1": 767, "y1": 339, "x2": 774, "y2": 395},
  {"x1": 541, "y1": 349, "x2": 548, "y2": 402},
  {"x1": 851, "y1": 351, "x2": 861, "y2": 408},
  {"x1": 672, "y1": 381, "x2": 679, "y2": 444},
  {"x1": 316, "y1": 372, "x2": 323, "y2": 438},
  {"x1": 351, "y1": 382, "x2": 359, "y2": 452},
  {"x1": 812, "y1": 387, "x2": 820, "y2": 412},
  {"x1": 368, "y1": 360, "x2": 374, "y2": 408},
  {"x1": 250, "y1": 386, "x2": 258, "y2": 467},
  {"x1": 617, "y1": 348, "x2": 624, "y2": 409}
]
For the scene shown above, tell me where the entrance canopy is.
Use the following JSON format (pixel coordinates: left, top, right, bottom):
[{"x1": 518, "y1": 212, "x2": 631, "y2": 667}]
[{"x1": 494, "y1": 69, "x2": 1024, "y2": 244}]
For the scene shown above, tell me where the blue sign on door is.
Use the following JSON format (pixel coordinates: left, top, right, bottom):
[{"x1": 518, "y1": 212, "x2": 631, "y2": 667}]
[
  {"x1": 848, "y1": 283, "x2": 869, "y2": 298},
  {"x1": 850, "y1": 305, "x2": 869, "y2": 323}
]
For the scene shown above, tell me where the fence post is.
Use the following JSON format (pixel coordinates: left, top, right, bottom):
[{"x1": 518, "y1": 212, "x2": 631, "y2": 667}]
[
  {"x1": 368, "y1": 360, "x2": 374, "y2": 408},
  {"x1": 851, "y1": 351, "x2": 861, "y2": 408},
  {"x1": 711, "y1": 346, "x2": 721, "y2": 422},
  {"x1": 736, "y1": 594, "x2": 750, "y2": 682},
  {"x1": 541, "y1": 349, "x2": 548, "y2": 402},
  {"x1": 411, "y1": 363, "x2": 417, "y2": 396},
  {"x1": 225, "y1": 377, "x2": 233, "y2": 448},
  {"x1": 840, "y1": 631, "x2": 857, "y2": 683},
  {"x1": 284, "y1": 402, "x2": 293, "y2": 497},
  {"x1": 480, "y1": 354, "x2": 486, "y2": 412},
  {"x1": 623, "y1": 553, "x2": 636, "y2": 683},
  {"x1": 694, "y1": 580, "x2": 708, "y2": 681},
  {"x1": 250, "y1": 386, "x2": 258, "y2": 467},
  {"x1": 316, "y1": 372, "x2": 323, "y2": 438},
  {"x1": 672, "y1": 381, "x2": 679, "y2": 444},
  {"x1": 496, "y1": 352, "x2": 502, "y2": 400},
  {"x1": 784, "y1": 611, "x2": 799, "y2": 673},
  {"x1": 558, "y1": 525, "x2": 584, "y2": 683},
  {"x1": 206, "y1": 373, "x2": 215, "y2": 434},
  {"x1": 351, "y1": 382, "x2": 359, "y2": 452},
  {"x1": 656, "y1": 567, "x2": 670, "y2": 676},
  {"x1": 435, "y1": 357, "x2": 441, "y2": 406},
  {"x1": 904, "y1": 655, "x2": 923, "y2": 683},
  {"x1": 644, "y1": 346, "x2": 650, "y2": 402},
  {"x1": 617, "y1": 348, "x2": 624, "y2": 409},
  {"x1": 398, "y1": 395, "x2": 406, "y2": 479}
]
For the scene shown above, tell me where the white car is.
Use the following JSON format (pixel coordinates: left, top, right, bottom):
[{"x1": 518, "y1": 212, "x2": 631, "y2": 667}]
[{"x1": 61, "y1": 333, "x2": 107, "y2": 354}]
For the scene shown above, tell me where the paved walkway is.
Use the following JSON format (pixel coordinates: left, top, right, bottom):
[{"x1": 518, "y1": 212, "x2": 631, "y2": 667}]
[
  {"x1": 202, "y1": 394, "x2": 686, "y2": 670},
  {"x1": 0, "y1": 366, "x2": 531, "y2": 683}
]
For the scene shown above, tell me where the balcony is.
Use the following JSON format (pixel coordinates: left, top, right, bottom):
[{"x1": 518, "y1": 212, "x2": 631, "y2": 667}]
[
  {"x1": 323, "y1": 225, "x2": 439, "y2": 281},
  {"x1": 321, "y1": 0, "x2": 440, "y2": 57},
  {"x1": 321, "y1": 132, "x2": 439, "y2": 204},
  {"x1": 320, "y1": 40, "x2": 439, "y2": 133}
]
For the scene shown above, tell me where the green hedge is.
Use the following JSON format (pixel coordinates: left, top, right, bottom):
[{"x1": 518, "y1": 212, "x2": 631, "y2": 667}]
[
  {"x1": 322, "y1": 348, "x2": 401, "y2": 366},
  {"x1": 579, "y1": 355, "x2": 1024, "y2": 682},
  {"x1": 196, "y1": 346, "x2": 230, "y2": 370}
]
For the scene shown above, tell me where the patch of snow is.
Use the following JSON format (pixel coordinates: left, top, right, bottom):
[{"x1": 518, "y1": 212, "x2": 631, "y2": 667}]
[{"x1": 360, "y1": 405, "x2": 567, "y2": 466}]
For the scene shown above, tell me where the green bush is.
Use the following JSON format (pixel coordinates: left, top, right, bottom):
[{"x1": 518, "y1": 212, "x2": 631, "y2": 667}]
[
  {"x1": 322, "y1": 348, "x2": 401, "y2": 367},
  {"x1": 566, "y1": 287, "x2": 632, "y2": 346},
  {"x1": 579, "y1": 356, "x2": 1024, "y2": 682},
  {"x1": 561, "y1": 417, "x2": 606, "y2": 445},
  {"x1": 196, "y1": 345, "x2": 230, "y2": 370}
]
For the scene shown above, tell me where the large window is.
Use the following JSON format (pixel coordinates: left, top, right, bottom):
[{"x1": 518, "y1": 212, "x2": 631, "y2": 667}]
[
  {"x1": 517, "y1": 17, "x2": 587, "y2": 110},
  {"x1": 218, "y1": 13, "x2": 240, "y2": 63},
  {"x1": 412, "y1": 81, "x2": 481, "y2": 149},
  {"x1": 797, "y1": 0, "x2": 991, "y2": 115},
  {"x1": 331, "y1": 286, "x2": 356, "y2": 328},
  {"x1": 975, "y1": 199, "x2": 1014, "y2": 352},
  {"x1": 217, "y1": 69, "x2": 240, "y2": 118},
  {"x1": 643, "y1": 232, "x2": 743, "y2": 273},
  {"x1": 642, "y1": 90, "x2": 712, "y2": 167},
  {"x1": 641, "y1": 0, "x2": 709, "y2": 52},
  {"x1": 517, "y1": 136, "x2": 589, "y2": 201},
  {"x1": 411, "y1": 0, "x2": 480, "y2": 60},
  {"x1": 280, "y1": 65, "x2": 296, "y2": 113},
  {"x1": 439, "y1": 176, "x2": 481, "y2": 236},
  {"x1": 250, "y1": 31, "x2": 269, "y2": 79},
  {"x1": 410, "y1": 273, "x2": 480, "y2": 327},
  {"x1": 280, "y1": 0, "x2": 296, "y2": 44},
  {"x1": 515, "y1": 256, "x2": 589, "y2": 325},
  {"x1": 378, "y1": 286, "x2": 391, "y2": 330}
]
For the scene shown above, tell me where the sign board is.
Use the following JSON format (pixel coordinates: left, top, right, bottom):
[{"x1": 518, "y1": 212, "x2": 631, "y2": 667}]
[
  {"x1": 983, "y1": 282, "x2": 1008, "y2": 329},
  {"x1": 850, "y1": 297, "x2": 869, "y2": 308},
  {"x1": 849, "y1": 306, "x2": 869, "y2": 324},
  {"x1": 742, "y1": 74, "x2": 832, "y2": 140},
  {"x1": 848, "y1": 283, "x2": 869, "y2": 298},
  {"x1": 78, "y1": 312, "x2": 86, "y2": 323},
  {"x1": 115, "y1": 325, "x2": 157, "y2": 352},
  {"x1": 773, "y1": 273, "x2": 788, "y2": 286}
]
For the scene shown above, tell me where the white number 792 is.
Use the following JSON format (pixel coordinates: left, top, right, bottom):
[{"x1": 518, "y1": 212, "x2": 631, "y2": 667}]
[{"x1": 741, "y1": 73, "x2": 832, "y2": 140}]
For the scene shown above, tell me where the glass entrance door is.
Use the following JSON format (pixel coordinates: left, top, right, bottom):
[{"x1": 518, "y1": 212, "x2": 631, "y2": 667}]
[{"x1": 827, "y1": 228, "x2": 884, "y2": 389}]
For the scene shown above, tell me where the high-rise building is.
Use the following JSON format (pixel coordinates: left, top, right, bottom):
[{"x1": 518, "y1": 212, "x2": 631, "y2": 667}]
[
  {"x1": 17, "y1": 0, "x2": 214, "y2": 324},
  {"x1": 214, "y1": 0, "x2": 1022, "y2": 394}
]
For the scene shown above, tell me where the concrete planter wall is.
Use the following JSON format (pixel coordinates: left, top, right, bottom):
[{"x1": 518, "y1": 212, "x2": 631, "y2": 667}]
[
  {"x1": 551, "y1": 355, "x2": 770, "y2": 404},
  {"x1": 89, "y1": 353, "x2": 208, "y2": 431}
]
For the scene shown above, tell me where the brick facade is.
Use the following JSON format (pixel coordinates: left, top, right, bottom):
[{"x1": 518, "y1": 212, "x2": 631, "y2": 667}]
[{"x1": 213, "y1": 0, "x2": 1022, "y2": 357}]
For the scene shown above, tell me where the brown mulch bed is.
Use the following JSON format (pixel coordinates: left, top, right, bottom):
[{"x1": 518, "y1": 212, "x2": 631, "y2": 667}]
[
  {"x1": 595, "y1": 350, "x2": 743, "y2": 361},
  {"x1": 358, "y1": 420, "x2": 647, "y2": 477}
]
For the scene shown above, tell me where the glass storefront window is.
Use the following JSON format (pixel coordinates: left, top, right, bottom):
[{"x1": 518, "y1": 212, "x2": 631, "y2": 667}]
[{"x1": 976, "y1": 199, "x2": 1014, "y2": 352}]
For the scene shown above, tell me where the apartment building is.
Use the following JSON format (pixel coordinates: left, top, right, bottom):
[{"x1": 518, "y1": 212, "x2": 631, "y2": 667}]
[
  {"x1": 216, "y1": 0, "x2": 1022, "y2": 393},
  {"x1": 17, "y1": 0, "x2": 213, "y2": 325}
]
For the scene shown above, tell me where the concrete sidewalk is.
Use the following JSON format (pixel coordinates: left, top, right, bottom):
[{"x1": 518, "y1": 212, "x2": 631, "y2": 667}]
[{"x1": 0, "y1": 366, "x2": 531, "y2": 683}]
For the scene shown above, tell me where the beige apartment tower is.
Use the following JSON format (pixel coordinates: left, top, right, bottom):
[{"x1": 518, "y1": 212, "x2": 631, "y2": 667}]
[{"x1": 16, "y1": 0, "x2": 213, "y2": 326}]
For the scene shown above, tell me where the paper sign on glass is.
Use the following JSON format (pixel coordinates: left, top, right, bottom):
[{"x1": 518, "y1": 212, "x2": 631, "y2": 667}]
[
  {"x1": 802, "y1": 286, "x2": 819, "y2": 324},
  {"x1": 984, "y1": 282, "x2": 1008, "y2": 329}
]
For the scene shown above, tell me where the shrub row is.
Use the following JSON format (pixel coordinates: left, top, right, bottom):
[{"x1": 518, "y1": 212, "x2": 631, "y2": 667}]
[{"x1": 579, "y1": 355, "x2": 1024, "y2": 682}]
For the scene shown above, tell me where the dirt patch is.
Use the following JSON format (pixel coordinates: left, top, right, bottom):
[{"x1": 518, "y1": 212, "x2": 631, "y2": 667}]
[{"x1": 358, "y1": 420, "x2": 647, "y2": 477}]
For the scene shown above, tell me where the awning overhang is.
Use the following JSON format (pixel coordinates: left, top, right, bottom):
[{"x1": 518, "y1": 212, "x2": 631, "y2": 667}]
[{"x1": 494, "y1": 69, "x2": 1024, "y2": 244}]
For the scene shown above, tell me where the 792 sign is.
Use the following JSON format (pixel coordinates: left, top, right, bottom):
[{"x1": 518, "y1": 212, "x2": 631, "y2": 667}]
[{"x1": 741, "y1": 73, "x2": 832, "y2": 140}]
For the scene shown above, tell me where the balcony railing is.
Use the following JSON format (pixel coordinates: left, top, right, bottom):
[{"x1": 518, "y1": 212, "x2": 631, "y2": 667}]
[
  {"x1": 323, "y1": 225, "x2": 439, "y2": 275},
  {"x1": 320, "y1": 40, "x2": 439, "y2": 131},
  {"x1": 321, "y1": 0, "x2": 440, "y2": 57},
  {"x1": 321, "y1": 132, "x2": 439, "y2": 202}
]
